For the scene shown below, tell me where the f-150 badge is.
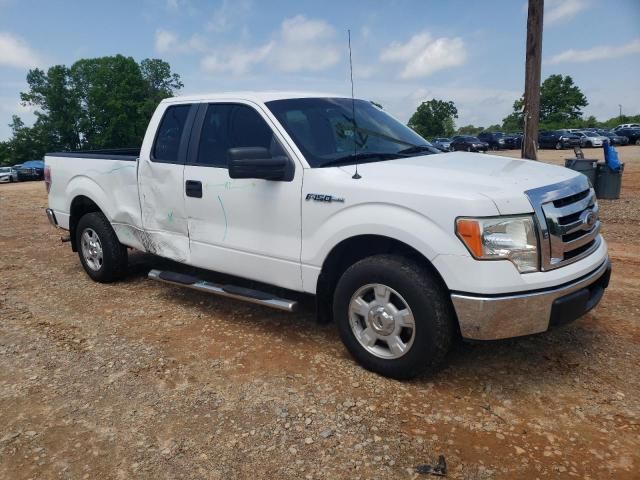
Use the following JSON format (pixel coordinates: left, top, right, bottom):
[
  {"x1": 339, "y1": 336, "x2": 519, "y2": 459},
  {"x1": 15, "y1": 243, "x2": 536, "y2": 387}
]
[{"x1": 305, "y1": 193, "x2": 345, "y2": 203}]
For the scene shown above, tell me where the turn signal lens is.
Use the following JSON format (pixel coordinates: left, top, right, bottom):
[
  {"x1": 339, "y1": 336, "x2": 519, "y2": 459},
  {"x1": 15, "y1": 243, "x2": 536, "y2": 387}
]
[{"x1": 456, "y1": 219, "x2": 483, "y2": 257}]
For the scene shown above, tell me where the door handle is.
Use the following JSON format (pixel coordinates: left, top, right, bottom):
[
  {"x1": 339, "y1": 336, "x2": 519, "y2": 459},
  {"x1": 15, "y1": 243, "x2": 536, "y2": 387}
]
[{"x1": 185, "y1": 180, "x2": 203, "y2": 198}]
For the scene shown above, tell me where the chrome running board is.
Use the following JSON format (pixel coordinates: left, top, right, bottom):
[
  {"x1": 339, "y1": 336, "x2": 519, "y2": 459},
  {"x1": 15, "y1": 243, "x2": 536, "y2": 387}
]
[{"x1": 147, "y1": 269, "x2": 298, "y2": 312}]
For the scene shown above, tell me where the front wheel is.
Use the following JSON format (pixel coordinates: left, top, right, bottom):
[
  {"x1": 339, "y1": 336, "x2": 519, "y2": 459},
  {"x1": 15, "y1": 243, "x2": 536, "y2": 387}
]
[
  {"x1": 466, "y1": 146, "x2": 472, "y2": 152},
  {"x1": 333, "y1": 255, "x2": 455, "y2": 379},
  {"x1": 76, "y1": 212, "x2": 128, "y2": 283},
  {"x1": 555, "y1": 142, "x2": 562, "y2": 150}
]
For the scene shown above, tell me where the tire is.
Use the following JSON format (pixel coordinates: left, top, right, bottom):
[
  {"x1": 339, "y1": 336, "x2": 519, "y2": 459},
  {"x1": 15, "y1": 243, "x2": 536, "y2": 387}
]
[
  {"x1": 635, "y1": 139, "x2": 640, "y2": 145},
  {"x1": 555, "y1": 142, "x2": 562, "y2": 150},
  {"x1": 466, "y1": 146, "x2": 471, "y2": 152},
  {"x1": 586, "y1": 141, "x2": 592, "y2": 147},
  {"x1": 333, "y1": 254, "x2": 455, "y2": 379},
  {"x1": 75, "y1": 212, "x2": 127, "y2": 283}
]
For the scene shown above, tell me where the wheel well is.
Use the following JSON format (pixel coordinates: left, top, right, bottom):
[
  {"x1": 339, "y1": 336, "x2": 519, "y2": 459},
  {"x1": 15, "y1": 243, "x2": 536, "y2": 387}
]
[
  {"x1": 69, "y1": 196, "x2": 102, "y2": 251},
  {"x1": 315, "y1": 235, "x2": 448, "y2": 323}
]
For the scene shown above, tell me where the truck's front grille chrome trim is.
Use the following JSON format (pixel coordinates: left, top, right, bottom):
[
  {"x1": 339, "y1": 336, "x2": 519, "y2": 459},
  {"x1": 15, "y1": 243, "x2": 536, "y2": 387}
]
[{"x1": 526, "y1": 176, "x2": 601, "y2": 271}]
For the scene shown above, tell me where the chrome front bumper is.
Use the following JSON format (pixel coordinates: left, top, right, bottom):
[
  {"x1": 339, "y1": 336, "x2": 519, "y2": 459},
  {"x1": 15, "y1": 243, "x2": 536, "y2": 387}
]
[{"x1": 451, "y1": 259, "x2": 611, "y2": 340}]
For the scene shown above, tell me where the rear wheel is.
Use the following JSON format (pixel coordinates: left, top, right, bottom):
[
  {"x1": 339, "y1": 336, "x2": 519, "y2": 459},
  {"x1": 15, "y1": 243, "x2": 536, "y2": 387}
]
[
  {"x1": 333, "y1": 255, "x2": 455, "y2": 379},
  {"x1": 76, "y1": 212, "x2": 127, "y2": 283},
  {"x1": 635, "y1": 139, "x2": 640, "y2": 145}
]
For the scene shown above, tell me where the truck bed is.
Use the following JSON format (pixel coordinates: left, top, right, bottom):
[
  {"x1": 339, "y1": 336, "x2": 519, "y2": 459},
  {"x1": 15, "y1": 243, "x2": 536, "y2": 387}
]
[{"x1": 45, "y1": 148, "x2": 143, "y2": 245}]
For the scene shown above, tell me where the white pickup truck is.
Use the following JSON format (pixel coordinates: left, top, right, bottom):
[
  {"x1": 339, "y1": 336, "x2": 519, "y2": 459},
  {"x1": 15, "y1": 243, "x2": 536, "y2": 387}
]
[{"x1": 45, "y1": 92, "x2": 611, "y2": 379}]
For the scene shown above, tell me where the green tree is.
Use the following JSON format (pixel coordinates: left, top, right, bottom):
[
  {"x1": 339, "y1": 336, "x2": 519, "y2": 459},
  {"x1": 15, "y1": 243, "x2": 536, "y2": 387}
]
[
  {"x1": 539, "y1": 74, "x2": 588, "y2": 127},
  {"x1": 502, "y1": 74, "x2": 588, "y2": 130},
  {"x1": 0, "y1": 141, "x2": 11, "y2": 166},
  {"x1": 21, "y1": 65, "x2": 82, "y2": 151},
  {"x1": 457, "y1": 124, "x2": 482, "y2": 135},
  {"x1": 4, "y1": 115, "x2": 49, "y2": 163},
  {"x1": 17, "y1": 55, "x2": 182, "y2": 152},
  {"x1": 501, "y1": 108, "x2": 524, "y2": 132},
  {"x1": 408, "y1": 99, "x2": 458, "y2": 138}
]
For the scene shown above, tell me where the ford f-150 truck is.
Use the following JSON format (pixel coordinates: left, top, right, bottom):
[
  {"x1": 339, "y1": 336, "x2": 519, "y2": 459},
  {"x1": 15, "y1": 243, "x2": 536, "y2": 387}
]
[{"x1": 45, "y1": 92, "x2": 611, "y2": 379}]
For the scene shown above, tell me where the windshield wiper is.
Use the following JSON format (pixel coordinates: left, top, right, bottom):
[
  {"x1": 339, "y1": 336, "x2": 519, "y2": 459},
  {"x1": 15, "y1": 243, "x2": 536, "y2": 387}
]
[
  {"x1": 397, "y1": 144, "x2": 437, "y2": 155},
  {"x1": 318, "y1": 152, "x2": 404, "y2": 168}
]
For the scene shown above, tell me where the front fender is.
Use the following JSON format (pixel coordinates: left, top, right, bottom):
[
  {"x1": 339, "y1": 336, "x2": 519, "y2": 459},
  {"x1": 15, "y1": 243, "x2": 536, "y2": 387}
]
[{"x1": 301, "y1": 203, "x2": 470, "y2": 292}]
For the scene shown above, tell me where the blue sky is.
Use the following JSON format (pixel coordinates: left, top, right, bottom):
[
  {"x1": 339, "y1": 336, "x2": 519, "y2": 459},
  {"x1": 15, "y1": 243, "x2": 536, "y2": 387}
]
[{"x1": 1, "y1": 0, "x2": 639, "y2": 141}]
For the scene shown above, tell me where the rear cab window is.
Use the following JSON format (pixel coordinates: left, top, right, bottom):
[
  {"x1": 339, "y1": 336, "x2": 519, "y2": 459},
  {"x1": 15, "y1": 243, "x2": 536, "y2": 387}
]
[{"x1": 152, "y1": 104, "x2": 192, "y2": 163}]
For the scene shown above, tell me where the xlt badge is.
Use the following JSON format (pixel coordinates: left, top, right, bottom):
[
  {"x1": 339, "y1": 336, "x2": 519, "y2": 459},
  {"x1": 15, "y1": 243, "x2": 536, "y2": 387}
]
[{"x1": 305, "y1": 193, "x2": 345, "y2": 203}]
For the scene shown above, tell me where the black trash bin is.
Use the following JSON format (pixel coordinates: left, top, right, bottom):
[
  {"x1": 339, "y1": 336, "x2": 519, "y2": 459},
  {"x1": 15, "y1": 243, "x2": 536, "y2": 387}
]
[
  {"x1": 564, "y1": 158, "x2": 598, "y2": 186},
  {"x1": 595, "y1": 163, "x2": 624, "y2": 199}
]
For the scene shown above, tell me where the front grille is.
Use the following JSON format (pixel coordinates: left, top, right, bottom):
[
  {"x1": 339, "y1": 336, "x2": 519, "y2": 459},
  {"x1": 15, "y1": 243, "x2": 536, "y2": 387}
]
[
  {"x1": 526, "y1": 176, "x2": 601, "y2": 271},
  {"x1": 553, "y1": 189, "x2": 589, "y2": 208}
]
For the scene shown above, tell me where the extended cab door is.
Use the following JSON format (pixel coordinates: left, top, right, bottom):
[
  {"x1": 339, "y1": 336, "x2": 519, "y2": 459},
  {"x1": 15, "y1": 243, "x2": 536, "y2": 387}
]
[
  {"x1": 137, "y1": 102, "x2": 198, "y2": 263},
  {"x1": 183, "y1": 102, "x2": 303, "y2": 291}
]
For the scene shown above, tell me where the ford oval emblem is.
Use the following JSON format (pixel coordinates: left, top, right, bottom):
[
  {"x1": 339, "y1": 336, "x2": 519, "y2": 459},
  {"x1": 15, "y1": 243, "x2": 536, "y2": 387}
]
[{"x1": 581, "y1": 210, "x2": 596, "y2": 229}]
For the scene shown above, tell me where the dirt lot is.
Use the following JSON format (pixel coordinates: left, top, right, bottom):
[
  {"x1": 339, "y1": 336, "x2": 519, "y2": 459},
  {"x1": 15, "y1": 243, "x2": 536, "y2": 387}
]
[{"x1": 1, "y1": 147, "x2": 639, "y2": 479}]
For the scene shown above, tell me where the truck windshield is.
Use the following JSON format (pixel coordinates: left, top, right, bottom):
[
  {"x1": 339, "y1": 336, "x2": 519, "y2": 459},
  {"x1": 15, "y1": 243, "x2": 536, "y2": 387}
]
[{"x1": 266, "y1": 98, "x2": 437, "y2": 168}]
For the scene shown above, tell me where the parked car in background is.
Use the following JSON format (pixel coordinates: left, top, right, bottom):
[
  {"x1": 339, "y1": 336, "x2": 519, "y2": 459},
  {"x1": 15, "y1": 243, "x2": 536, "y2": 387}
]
[
  {"x1": 596, "y1": 129, "x2": 629, "y2": 146},
  {"x1": 538, "y1": 131, "x2": 581, "y2": 149},
  {"x1": 0, "y1": 166, "x2": 19, "y2": 183},
  {"x1": 16, "y1": 160, "x2": 45, "y2": 181},
  {"x1": 431, "y1": 138, "x2": 452, "y2": 152},
  {"x1": 450, "y1": 136, "x2": 488, "y2": 152},
  {"x1": 509, "y1": 133, "x2": 523, "y2": 149},
  {"x1": 614, "y1": 123, "x2": 640, "y2": 131},
  {"x1": 477, "y1": 132, "x2": 510, "y2": 150},
  {"x1": 574, "y1": 131, "x2": 606, "y2": 148},
  {"x1": 615, "y1": 127, "x2": 640, "y2": 145}
]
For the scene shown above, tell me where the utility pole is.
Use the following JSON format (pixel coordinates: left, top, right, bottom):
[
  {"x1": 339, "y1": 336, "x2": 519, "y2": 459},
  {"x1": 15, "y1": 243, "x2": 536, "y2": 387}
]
[
  {"x1": 521, "y1": 0, "x2": 544, "y2": 160},
  {"x1": 619, "y1": 104, "x2": 623, "y2": 122}
]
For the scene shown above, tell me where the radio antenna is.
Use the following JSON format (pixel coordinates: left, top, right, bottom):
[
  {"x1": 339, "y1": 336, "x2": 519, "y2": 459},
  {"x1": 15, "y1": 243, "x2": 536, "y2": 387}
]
[{"x1": 348, "y1": 29, "x2": 361, "y2": 180}]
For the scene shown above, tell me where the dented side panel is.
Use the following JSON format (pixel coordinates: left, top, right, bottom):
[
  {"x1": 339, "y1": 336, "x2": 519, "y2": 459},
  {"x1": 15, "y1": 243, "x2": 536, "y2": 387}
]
[{"x1": 136, "y1": 157, "x2": 190, "y2": 263}]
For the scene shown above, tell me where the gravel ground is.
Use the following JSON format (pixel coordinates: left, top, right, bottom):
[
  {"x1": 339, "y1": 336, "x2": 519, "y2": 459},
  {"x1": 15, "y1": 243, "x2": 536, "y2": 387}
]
[{"x1": 1, "y1": 146, "x2": 639, "y2": 479}]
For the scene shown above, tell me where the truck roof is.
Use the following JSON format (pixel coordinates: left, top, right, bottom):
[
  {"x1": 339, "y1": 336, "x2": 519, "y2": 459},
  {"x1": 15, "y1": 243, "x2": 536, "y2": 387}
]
[{"x1": 162, "y1": 91, "x2": 347, "y2": 104}]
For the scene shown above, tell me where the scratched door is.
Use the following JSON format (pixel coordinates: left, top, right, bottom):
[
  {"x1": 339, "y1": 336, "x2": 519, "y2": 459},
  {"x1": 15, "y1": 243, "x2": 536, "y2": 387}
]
[
  {"x1": 183, "y1": 102, "x2": 303, "y2": 291},
  {"x1": 136, "y1": 103, "x2": 195, "y2": 263}
]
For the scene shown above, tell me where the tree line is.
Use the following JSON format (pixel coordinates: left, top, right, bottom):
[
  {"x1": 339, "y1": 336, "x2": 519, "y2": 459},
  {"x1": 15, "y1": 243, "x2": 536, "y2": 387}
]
[
  {"x1": 1, "y1": 62, "x2": 638, "y2": 166},
  {"x1": 408, "y1": 74, "x2": 639, "y2": 139},
  {"x1": 0, "y1": 55, "x2": 182, "y2": 166}
]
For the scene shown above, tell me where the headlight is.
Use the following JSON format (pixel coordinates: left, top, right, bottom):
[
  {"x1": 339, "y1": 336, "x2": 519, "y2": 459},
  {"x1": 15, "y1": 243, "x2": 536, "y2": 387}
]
[{"x1": 455, "y1": 216, "x2": 539, "y2": 273}]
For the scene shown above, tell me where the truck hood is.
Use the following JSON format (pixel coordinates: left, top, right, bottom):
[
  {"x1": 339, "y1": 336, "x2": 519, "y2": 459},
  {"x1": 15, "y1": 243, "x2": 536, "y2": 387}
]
[{"x1": 345, "y1": 152, "x2": 579, "y2": 214}]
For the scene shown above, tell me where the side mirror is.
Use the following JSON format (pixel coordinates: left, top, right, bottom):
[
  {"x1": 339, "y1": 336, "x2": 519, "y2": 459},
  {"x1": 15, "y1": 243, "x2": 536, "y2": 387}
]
[{"x1": 227, "y1": 147, "x2": 291, "y2": 181}]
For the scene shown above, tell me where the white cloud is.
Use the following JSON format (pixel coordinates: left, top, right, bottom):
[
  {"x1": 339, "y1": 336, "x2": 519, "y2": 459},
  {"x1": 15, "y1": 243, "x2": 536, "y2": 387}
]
[
  {"x1": 155, "y1": 29, "x2": 178, "y2": 53},
  {"x1": 207, "y1": 0, "x2": 252, "y2": 33},
  {"x1": 268, "y1": 15, "x2": 340, "y2": 72},
  {"x1": 545, "y1": 0, "x2": 590, "y2": 25},
  {"x1": 201, "y1": 43, "x2": 273, "y2": 75},
  {"x1": 547, "y1": 38, "x2": 640, "y2": 64},
  {"x1": 379, "y1": 32, "x2": 466, "y2": 79},
  {"x1": 154, "y1": 29, "x2": 206, "y2": 55},
  {"x1": 200, "y1": 15, "x2": 340, "y2": 75},
  {"x1": 0, "y1": 32, "x2": 42, "y2": 69}
]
